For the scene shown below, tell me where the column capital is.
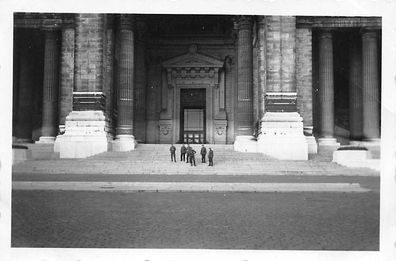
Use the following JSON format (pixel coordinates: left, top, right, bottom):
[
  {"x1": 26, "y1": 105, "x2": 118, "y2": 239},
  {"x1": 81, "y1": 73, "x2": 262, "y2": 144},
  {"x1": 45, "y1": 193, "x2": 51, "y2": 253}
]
[
  {"x1": 318, "y1": 28, "x2": 334, "y2": 39},
  {"x1": 42, "y1": 19, "x2": 62, "y2": 31},
  {"x1": 234, "y1": 15, "x2": 253, "y2": 31},
  {"x1": 106, "y1": 14, "x2": 115, "y2": 29},
  {"x1": 361, "y1": 28, "x2": 378, "y2": 39},
  {"x1": 257, "y1": 16, "x2": 266, "y2": 27},
  {"x1": 119, "y1": 14, "x2": 135, "y2": 30}
]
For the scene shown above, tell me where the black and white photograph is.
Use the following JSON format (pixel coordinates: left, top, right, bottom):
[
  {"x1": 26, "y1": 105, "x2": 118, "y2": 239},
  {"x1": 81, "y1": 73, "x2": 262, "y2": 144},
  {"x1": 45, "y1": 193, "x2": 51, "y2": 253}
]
[{"x1": 1, "y1": 0, "x2": 395, "y2": 261}]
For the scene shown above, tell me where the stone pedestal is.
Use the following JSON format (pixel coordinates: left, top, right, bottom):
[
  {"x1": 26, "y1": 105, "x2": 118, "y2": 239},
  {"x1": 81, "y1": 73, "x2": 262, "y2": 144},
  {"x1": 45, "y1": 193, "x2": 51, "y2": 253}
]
[
  {"x1": 317, "y1": 137, "x2": 340, "y2": 147},
  {"x1": 37, "y1": 136, "x2": 56, "y2": 143},
  {"x1": 257, "y1": 112, "x2": 308, "y2": 160},
  {"x1": 304, "y1": 126, "x2": 317, "y2": 154},
  {"x1": 54, "y1": 111, "x2": 108, "y2": 158}
]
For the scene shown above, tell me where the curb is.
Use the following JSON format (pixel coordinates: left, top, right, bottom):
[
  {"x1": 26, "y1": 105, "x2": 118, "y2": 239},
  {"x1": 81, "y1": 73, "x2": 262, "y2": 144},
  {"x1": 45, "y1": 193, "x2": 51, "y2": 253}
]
[{"x1": 12, "y1": 181, "x2": 371, "y2": 192}]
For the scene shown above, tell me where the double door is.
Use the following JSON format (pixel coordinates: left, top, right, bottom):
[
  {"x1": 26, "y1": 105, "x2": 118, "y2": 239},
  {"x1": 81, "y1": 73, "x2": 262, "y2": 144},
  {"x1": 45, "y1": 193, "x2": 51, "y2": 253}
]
[{"x1": 180, "y1": 88, "x2": 206, "y2": 144}]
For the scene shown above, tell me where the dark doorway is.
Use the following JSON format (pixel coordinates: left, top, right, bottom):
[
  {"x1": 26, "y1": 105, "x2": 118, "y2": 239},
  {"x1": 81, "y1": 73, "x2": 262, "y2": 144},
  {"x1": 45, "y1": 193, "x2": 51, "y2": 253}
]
[{"x1": 180, "y1": 88, "x2": 206, "y2": 144}]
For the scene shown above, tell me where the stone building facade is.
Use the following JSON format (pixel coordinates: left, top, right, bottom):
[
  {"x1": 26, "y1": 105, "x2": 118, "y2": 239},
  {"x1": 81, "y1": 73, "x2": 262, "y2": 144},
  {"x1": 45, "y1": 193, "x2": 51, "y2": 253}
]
[{"x1": 12, "y1": 13, "x2": 381, "y2": 159}]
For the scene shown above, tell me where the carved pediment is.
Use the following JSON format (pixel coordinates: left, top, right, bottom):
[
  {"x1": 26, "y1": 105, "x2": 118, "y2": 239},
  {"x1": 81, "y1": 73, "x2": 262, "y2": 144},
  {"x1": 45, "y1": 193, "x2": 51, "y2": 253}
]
[{"x1": 163, "y1": 45, "x2": 224, "y2": 68}]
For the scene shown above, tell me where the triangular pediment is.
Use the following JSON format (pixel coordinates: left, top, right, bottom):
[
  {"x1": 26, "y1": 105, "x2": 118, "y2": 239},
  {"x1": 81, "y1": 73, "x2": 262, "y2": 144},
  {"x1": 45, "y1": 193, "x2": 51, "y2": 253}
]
[{"x1": 163, "y1": 49, "x2": 224, "y2": 68}]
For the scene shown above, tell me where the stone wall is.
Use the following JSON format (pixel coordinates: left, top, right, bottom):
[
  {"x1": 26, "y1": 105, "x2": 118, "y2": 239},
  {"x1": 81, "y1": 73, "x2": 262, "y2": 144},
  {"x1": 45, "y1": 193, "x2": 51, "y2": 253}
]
[
  {"x1": 296, "y1": 28, "x2": 313, "y2": 127},
  {"x1": 74, "y1": 14, "x2": 104, "y2": 93}
]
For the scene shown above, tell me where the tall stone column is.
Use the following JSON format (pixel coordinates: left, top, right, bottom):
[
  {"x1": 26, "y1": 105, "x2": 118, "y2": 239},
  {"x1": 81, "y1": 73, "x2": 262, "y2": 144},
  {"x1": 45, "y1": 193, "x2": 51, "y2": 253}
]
[
  {"x1": 348, "y1": 34, "x2": 363, "y2": 142},
  {"x1": 362, "y1": 29, "x2": 380, "y2": 141},
  {"x1": 14, "y1": 38, "x2": 33, "y2": 142},
  {"x1": 134, "y1": 19, "x2": 147, "y2": 143},
  {"x1": 234, "y1": 16, "x2": 256, "y2": 152},
  {"x1": 37, "y1": 29, "x2": 59, "y2": 143},
  {"x1": 317, "y1": 30, "x2": 339, "y2": 146},
  {"x1": 58, "y1": 24, "x2": 74, "y2": 135},
  {"x1": 112, "y1": 14, "x2": 136, "y2": 151},
  {"x1": 55, "y1": 14, "x2": 108, "y2": 158},
  {"x1": 257, "y1": 16, "x2": 308, "y2": 160}
]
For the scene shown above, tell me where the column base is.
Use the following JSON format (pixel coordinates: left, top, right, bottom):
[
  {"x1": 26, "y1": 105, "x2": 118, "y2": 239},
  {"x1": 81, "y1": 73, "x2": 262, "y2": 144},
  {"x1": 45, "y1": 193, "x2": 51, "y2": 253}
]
[
  {"x1": 36, "y1": 136, "x2": 56, "y2": 144},
  {"x1": 54, "y1": 111, "x2": 108, "y2": 158},
  {"x1": 306, "y1": 136, "x2": 318, "y2": 154},
  {"x1": 111, "y1": 135, "x2": 137, "y2": 151},
  {"x1": 13, "y1": 137, "x2": 32, "y2": 143},
  {"x1": 350, "y1": 139, "x2": 381, "y2": 147},
  {"x1": 234, "y1": 135, "x2": 257, "y2": 152},
  {"x1": 318, "y1": 137, "x2": 340, "y2": 147},
  {"x1": 257, "y1": 112, "x2": 308, "y2": 160}
]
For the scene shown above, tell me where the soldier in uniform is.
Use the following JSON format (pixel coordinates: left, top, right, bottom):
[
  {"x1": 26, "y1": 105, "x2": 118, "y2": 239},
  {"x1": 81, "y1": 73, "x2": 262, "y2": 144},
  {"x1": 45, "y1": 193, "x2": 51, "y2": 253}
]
[
  {"x1": 186, "y1": 144, "x2": 192, "y2": 164},
  {"x1": 169, "y1": 144, "x2": 176, "y2": 162},
  {"x1": 200, "y1": 144, "x2": 207, "y2": 163},
  {"x1": 208, "y1": 148, "x2": 214, "y2": 166},
  {"x1": 180, "y1": 144, "x2": 187, "y2": 162},
  {"x1": 189, "y1": 147, "x2": 197, "y2": 166}
]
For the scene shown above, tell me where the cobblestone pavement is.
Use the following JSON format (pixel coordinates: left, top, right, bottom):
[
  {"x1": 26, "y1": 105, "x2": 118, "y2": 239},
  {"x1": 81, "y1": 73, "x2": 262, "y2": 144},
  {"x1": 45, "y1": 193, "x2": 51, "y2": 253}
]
[{"x1": 12, "y1": 190, "x2": 379, "y2": 250}]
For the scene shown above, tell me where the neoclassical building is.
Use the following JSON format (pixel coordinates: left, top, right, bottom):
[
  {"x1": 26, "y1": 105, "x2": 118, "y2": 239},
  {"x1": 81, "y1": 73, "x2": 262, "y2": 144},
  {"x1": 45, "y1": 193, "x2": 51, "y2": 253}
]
[{"x1": 12, "y1": 13, "x2": 381, "y2": 159}]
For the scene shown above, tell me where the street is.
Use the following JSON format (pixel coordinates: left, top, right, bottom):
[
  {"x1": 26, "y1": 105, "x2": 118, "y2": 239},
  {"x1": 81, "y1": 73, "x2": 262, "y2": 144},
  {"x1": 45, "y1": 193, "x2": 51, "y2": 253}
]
[{"x1": 12, "y1": 189, "x2": 379, "y2": 250}]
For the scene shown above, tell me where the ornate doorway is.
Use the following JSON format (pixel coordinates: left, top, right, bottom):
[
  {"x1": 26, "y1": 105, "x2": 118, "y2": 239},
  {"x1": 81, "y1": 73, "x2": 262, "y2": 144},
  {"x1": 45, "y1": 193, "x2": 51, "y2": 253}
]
[
  {"x1": 180, "y1": 88, "x2": 206, "y2": 143},
  {"x1": 159, "y1": 45, "x2": 227, "y2": 144}
]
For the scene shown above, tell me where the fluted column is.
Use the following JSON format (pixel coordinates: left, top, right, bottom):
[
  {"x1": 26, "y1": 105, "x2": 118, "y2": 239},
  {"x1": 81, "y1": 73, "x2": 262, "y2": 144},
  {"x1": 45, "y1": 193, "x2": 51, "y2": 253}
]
[
  {"x1": 232, "y1": 16, "x2": 256, "y2": 151},
  {"x1": 348, "y1": 34, "x2": 363, "y2": 141},
  {"x1": 233, "y1": 15, "x2": 255, "y2": 152},
  {"x1": 15, "y1": 38, "x2": 33, "y2": 142},
  {"x1": 318, "y1": 30, "x2": 338, "y2": 145},
  {"x1": 236, "y1": 16, "x2": 253, "y2": 136},
  {"x1": 58, "y1": 25, "x2": 74, "y2": 134},
  {"x1": 362, "y1": 30, "x2": 380, "y2": 141},
  {"x1": 134, "y1": 19, "x2": 147, "y2": 143},
  {"x1": 38, "y1": 29, "x2": 59, "y2": 143},
  {"x1": 113, "y1": 14, "x2": 136, "y2": 150}
]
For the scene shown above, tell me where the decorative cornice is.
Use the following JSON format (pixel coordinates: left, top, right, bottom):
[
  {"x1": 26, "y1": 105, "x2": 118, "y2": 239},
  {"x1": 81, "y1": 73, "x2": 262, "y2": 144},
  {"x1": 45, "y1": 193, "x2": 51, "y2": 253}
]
[{"x1": 296, "y1": 16, "x2": 381, "y2": 29}]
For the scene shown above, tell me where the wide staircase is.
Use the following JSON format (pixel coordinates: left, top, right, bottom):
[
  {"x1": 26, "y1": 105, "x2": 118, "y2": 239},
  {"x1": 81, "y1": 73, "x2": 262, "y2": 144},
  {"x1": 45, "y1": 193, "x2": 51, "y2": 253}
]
[{"x1": 12, "y1": 144, "x2": 379, "y2": 176}]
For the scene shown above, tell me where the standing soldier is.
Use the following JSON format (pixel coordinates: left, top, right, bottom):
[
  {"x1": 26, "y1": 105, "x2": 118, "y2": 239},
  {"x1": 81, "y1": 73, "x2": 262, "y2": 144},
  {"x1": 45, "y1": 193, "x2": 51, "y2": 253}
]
[
  {"x1": 186, "y1": 144, "x2": 192, "y2": 164},
  {"x1": 180, "y1": 144, "x2": 187, "y2": 162},
  {"x1": 169, "y1": 144, "x2": 176, "y2": 162},
  {"x1": 200, "y1": 144, "x2": 207, "y2": 163},
  {"x1": 189, "y1": 147, "x2": 197, "y2": 166},
  {"x1": 208, "y1": 148, "x2": 214, "y2": 166}
]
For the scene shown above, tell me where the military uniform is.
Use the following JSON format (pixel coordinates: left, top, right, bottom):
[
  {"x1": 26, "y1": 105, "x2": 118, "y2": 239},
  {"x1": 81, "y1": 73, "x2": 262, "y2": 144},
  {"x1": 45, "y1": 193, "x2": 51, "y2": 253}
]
[
  {"x1": 200, "y1": 145, "x2": 207, "y2": 163},
  {"x1": 208, "y1": 148, "x2": 214, "y2": 166},
  {"x1": 189, "y1": 148, "x2": 196, "y2": 166},
  {"x1": 169, "y1": 144, "x2": 176, "y2": 162},
  {"x1": 186, "y1": 145, "x2": 192, "y2": 163},
  {"x1": 180, "y1": 144, "x2": 187, "y2": 161}
]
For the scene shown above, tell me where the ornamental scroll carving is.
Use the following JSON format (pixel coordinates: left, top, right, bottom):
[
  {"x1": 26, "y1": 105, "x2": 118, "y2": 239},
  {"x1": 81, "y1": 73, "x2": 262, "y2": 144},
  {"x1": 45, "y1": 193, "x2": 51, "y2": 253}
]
[
  {"x1": 160, "y1": 125, "x2": 171, "y2": 136},
  {"x1": 216, "y1": 125, "x2": 226, "y2": 136}
]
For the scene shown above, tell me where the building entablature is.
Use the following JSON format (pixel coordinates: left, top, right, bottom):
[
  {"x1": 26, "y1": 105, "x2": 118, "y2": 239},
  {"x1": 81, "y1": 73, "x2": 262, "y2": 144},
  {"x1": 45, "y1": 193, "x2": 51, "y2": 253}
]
[{"x1": 296, "y1": 16, "x2": 381, "y2": 29}]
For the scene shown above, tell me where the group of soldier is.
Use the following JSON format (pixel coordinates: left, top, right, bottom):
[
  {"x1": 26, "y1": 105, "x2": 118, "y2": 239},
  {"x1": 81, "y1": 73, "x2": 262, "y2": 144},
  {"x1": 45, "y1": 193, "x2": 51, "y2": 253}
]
[{"x1": 169, "y1": 144, "x2": 214, "y2": 166}]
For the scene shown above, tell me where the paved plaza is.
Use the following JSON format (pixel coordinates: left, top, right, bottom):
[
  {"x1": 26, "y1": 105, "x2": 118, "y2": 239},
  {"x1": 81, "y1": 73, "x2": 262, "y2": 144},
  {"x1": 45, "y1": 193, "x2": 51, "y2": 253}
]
[{"x1": 11, "y1": 173, "x2": 379, "y2": 250}]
